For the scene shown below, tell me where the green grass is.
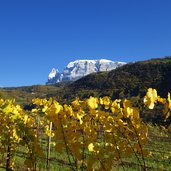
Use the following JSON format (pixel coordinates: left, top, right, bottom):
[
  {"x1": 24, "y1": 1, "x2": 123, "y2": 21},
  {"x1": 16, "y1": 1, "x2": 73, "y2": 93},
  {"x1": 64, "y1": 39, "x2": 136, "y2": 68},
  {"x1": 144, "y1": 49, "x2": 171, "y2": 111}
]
[{"x1": 1, "y1": 124, "x2": 170, "y2": 171}]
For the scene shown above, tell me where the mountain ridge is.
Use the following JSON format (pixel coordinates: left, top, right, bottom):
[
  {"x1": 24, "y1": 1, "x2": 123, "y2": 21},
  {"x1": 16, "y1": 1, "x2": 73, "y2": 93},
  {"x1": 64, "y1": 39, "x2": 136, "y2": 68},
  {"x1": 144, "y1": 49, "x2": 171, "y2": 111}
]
[
  {"x1": 1, "y1": 56, "x2": 171, "y2": 104},
  {"x1": 68, "y1": 56, "x2": 171, "y2": 99},
  {"x1": 47, "y1": 59, "x2": 126, "y2": 84}
]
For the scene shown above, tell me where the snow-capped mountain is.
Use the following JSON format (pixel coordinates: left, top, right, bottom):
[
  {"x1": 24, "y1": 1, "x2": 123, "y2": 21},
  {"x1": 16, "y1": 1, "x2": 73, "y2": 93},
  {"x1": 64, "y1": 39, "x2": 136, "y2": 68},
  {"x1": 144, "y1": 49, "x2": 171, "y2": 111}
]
[{"x1": 47, "y1": 59, "x2": 126, "y2": 84}]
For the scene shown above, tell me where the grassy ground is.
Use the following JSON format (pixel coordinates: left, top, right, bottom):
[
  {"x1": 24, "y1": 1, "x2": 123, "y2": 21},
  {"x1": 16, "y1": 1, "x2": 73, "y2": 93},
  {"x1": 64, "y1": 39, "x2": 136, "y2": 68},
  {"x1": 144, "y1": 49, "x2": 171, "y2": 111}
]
[{"x1": 0, "y1": 124, "x2": 170, "y2": 171}]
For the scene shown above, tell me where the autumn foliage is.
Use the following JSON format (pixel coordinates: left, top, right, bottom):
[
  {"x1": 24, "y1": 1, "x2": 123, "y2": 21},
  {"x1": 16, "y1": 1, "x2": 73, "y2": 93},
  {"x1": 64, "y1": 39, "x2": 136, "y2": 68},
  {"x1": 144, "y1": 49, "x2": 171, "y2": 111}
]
[{"x1": 0, "y1": 88, "x2": 170, "y2": 170}]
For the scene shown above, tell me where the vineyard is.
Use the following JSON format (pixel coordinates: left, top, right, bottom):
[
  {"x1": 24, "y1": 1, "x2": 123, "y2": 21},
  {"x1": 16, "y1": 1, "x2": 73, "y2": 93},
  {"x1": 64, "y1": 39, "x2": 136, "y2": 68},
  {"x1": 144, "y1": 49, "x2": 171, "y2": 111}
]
[{"x1": 0, "y1": 88, "x2": 171, "y2": 171}]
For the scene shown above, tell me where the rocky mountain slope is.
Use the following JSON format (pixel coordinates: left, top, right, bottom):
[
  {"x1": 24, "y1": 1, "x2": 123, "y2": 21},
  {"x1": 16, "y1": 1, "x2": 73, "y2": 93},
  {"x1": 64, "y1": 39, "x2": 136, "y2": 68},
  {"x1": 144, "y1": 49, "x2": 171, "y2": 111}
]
[{"x1": 47, "y1": 59, "x2": 126, "y2": 84}]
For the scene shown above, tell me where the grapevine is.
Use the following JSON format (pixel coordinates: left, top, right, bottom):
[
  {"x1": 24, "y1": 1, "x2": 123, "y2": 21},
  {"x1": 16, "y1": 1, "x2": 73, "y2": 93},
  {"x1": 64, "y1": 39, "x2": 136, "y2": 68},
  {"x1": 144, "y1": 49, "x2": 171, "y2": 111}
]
[{"x1": 0, "y1": 88, "x2": 170, "y2": 170}]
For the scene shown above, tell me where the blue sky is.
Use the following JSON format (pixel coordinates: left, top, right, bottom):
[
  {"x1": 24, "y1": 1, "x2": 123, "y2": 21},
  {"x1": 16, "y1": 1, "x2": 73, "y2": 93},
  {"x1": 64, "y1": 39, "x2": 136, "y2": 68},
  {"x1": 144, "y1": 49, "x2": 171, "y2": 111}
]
[{"x1": 0, "y1": 0, "x2": 171, "y2": 87}]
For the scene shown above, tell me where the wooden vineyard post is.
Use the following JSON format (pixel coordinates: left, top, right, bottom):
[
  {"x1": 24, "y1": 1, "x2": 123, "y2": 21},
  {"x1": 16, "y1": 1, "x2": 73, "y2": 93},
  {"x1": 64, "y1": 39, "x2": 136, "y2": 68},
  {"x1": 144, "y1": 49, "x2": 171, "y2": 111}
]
[{"x1": 47, "y1": 122, "x2": 52, "y2": 171}]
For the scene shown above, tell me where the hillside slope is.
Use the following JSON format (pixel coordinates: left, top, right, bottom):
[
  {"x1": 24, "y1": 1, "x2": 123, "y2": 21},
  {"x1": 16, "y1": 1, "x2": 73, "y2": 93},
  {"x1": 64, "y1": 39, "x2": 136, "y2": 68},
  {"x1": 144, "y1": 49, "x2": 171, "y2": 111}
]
[
  {"x1": 67, "y1": 57, "x2": 171, "y2": 99},
  {"x1": 1, "y1": 57, "x2": 171, "y2": 104}
]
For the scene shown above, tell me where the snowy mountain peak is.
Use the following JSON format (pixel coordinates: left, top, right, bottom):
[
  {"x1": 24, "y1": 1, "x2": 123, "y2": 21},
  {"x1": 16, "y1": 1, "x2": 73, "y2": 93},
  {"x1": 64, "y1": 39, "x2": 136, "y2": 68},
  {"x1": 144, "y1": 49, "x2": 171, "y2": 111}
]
[
  {"x1": 47, "y1": 59, "x2": 126, "y2": 84},
  {"x1": 48, "y1": 68, "x2": 58, "y2": 79}
]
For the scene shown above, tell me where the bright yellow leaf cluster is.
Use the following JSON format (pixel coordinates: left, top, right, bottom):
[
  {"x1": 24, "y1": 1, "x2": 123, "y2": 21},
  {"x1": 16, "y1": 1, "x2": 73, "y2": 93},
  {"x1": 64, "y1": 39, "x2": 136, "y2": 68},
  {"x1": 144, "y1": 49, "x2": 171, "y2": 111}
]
[
  {"x1": 144, "y1": 88, "x2": 171, "y2": 120},
  {"x1": 0, "y1": 88, "x2": 170, "y2": 170},
  {"x1": 32, "y1": 93, "x2": 150, "y2": 170},
  {"x1": 144, "y1": 88, "x2": 158, "y2": 109}
]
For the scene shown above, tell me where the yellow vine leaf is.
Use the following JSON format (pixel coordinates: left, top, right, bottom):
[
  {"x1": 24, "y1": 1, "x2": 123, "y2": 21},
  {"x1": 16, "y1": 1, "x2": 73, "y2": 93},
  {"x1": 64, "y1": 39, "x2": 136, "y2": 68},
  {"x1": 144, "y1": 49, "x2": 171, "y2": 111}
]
[
  {"x1": 45, "y1": 125, "x2": 54, "y2": 137},
  {"x1": 123, "y1": 99, "x2": 132, "y2": 108},
  {"x1": 157, "y1": 96, "x2": 166, "y2": 104},
  {"x1": 168, "y1": 124, "x2": 171, "y2": 133},
  {"x1": 168, "y1": 93, "x2": 171, "y2": 107},
  {"x1": 72, "y1": 97, "x2": 81, "y2": 109},
  {"x1": 53, "y1": 101, "x2": 63, "y2": 114},
  {"x1": 163, "y1": 93, "x2": 171, "y2": 120},
  {"x1": 23, "y1": 115, "x2": 28, "y2": 124},
  {"x1": 88, "y1": 143, "x2": 95, "y2": 152},
  {"x1": 87, "y1": 97, "x2": 98, "y2": 109},
  {"x1": 110, "y1": 99, "x2": 121, "y2": 114},
  {"x1": 77, "y1": 113, "x2": 84, "y2": 124},
  {"x1": 144, "y1": 88, "x2": 158, "y2": 109},
  {"x1": 42, "y1": 105, "x2": 48, "y2": 112},
  {"x1": 31, "y1": 108, "x2": 38, "y2": 113},
  {"x1": 100, "y1": 96, "x2": 111, "y2": 109},
  {"x1": 64, "y1": 104, "x2": 73, "y2": 116}
]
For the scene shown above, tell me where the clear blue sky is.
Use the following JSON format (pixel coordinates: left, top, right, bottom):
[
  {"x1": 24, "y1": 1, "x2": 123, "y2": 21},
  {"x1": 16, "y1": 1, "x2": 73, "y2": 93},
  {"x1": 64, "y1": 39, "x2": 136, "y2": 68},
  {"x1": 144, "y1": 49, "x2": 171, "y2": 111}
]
[{"x1": 0, "y1": 0, "x2": 171, "y2": 87}]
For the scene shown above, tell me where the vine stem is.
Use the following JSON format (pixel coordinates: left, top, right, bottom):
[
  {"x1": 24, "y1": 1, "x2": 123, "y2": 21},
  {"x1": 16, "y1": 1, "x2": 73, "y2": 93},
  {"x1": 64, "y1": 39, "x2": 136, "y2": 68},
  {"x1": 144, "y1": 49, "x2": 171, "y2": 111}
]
[
  {"x1": 81, "y1": 129, "x2": 85, "y2": 171},
  {"x1": 132, "y1": 123, "x2": 147, "y2": 171},
  {"x1": 6, "y1": 142, "x2": 11, "y2": 171},
  {"x1": 114, "y1": 125, "x2": 142, "y2": 167},
  {"x1": 60, "y1": 119, "x2": 76, "y2": 171},
  {"x1": 112, "y1": 134, "x2": 126, "y2": 171},
  {"x1": 97, "y1": 155, "x2": 107, "y2": 171},
  {"x1": 47, "y1": 121, "x2": 52, "y2": 171}
]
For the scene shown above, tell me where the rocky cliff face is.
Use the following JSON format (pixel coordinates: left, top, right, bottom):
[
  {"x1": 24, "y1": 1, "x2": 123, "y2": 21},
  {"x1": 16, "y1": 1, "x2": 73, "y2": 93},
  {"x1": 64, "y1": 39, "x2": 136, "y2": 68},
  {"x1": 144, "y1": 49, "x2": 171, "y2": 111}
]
[{"x1": 47, "y1": 59, "x2": 126, "y2": 84}]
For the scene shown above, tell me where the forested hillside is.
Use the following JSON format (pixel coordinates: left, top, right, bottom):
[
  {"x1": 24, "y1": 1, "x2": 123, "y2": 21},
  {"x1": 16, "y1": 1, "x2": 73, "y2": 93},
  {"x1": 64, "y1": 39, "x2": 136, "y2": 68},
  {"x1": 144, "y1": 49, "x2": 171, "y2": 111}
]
[
  {"x1": 1, "y1": 56, "x2": 171, "y2": 105},
  {"x1": 66, "y1": 57, "x2": 171, "y2": 99}
]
